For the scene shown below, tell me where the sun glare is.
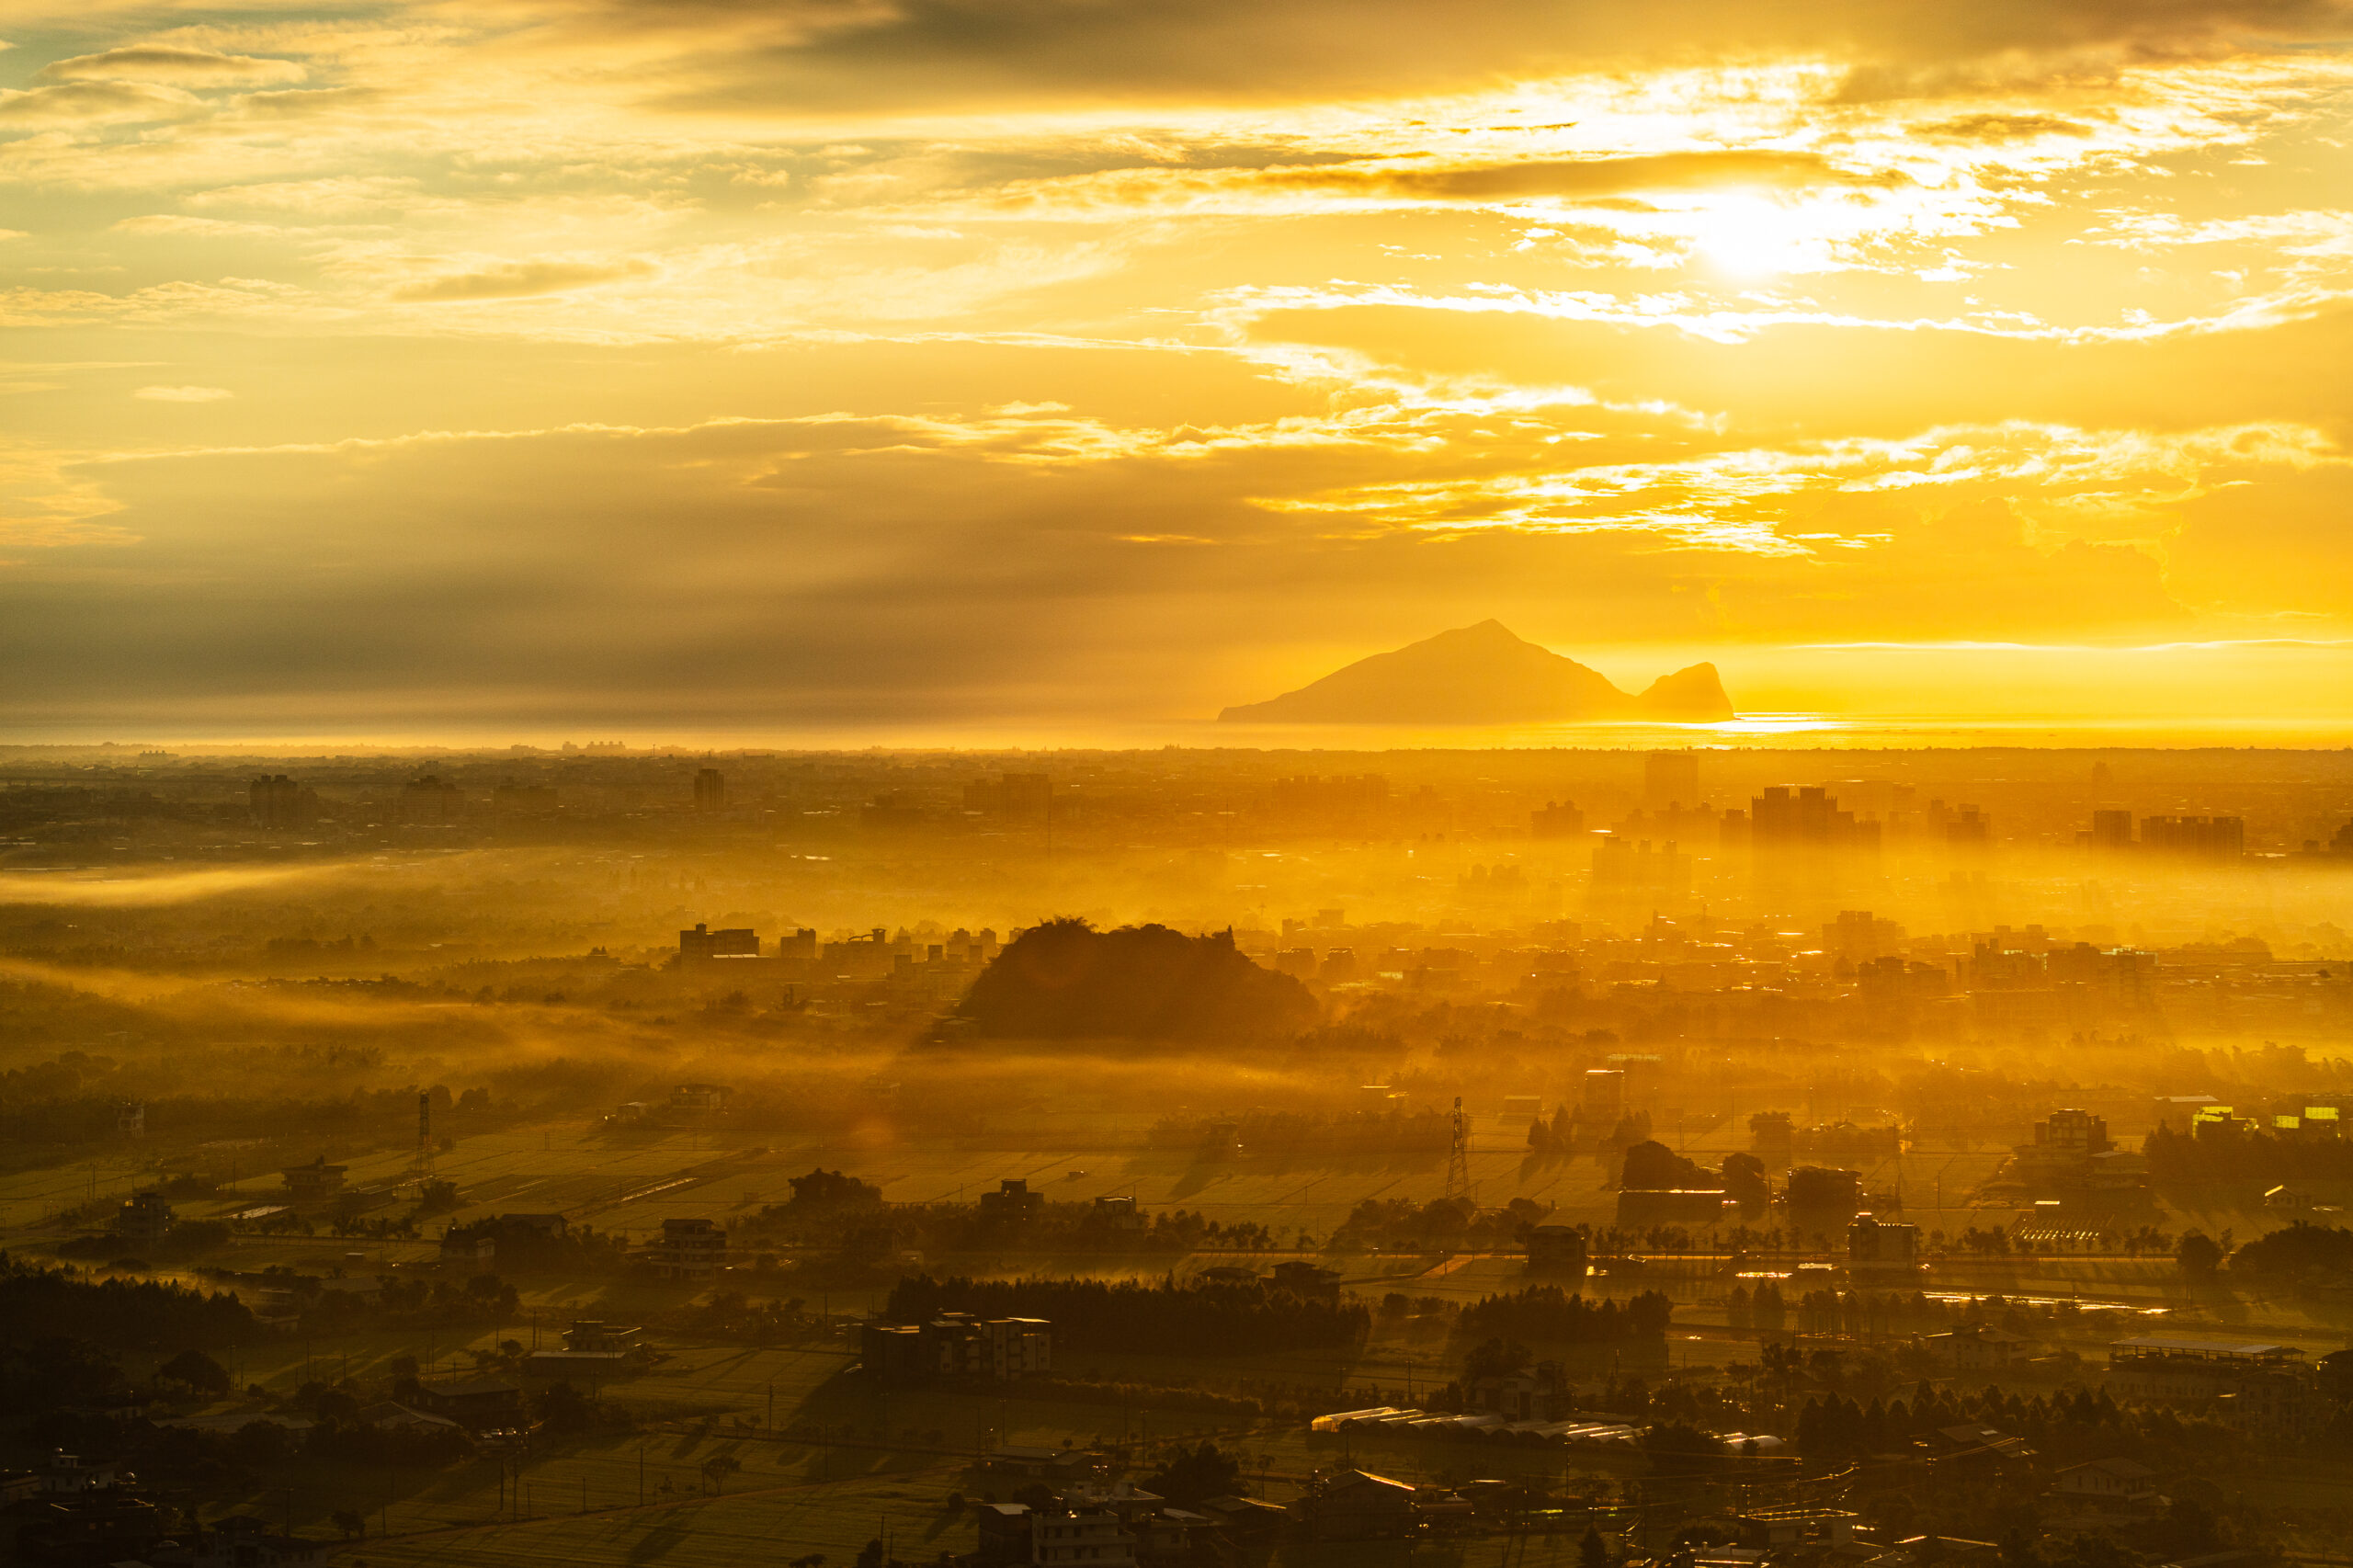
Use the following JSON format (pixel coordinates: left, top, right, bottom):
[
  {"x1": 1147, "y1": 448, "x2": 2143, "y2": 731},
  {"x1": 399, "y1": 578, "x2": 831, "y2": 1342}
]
[{"x1": 1687, "y1": 195, "x2": 1824, "y2": 277}]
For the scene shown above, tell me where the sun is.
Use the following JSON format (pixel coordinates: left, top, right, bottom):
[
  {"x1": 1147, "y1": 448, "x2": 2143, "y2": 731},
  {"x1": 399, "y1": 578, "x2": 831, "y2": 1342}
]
[{"x1": 1687, "y1": 194, "x2": 1824, "y2": 278}]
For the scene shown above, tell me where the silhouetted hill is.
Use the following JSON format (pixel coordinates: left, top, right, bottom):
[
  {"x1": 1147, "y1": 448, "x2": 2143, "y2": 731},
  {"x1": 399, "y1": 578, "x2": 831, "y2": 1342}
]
[
  {"x1": 940, "y1": 919, "x2": 1317, "y2": 1040},
  {"x1": 1217, "y1": 620, "x2": 1735, "y2": 723},
  {"x1": 1637, "y1": 662, "x2": 1735, "y2": 721}
]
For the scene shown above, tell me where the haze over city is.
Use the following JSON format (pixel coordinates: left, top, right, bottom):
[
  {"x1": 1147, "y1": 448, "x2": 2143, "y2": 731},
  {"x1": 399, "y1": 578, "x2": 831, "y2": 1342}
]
[{"x1": 9, "y1": 5, "x2": 2353, "y2": 1568}]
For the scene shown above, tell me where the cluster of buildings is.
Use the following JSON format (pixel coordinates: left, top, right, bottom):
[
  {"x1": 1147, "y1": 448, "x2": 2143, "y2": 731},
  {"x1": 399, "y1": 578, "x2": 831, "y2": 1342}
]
[
  {"x1": 2104, "y1": 1335, "x2": 2325, "y2": 1439},
  {"x1": 1995, "y1": 1108, "x2": 2151, "y2": 1208},
  {"x1": 3, "y1": 1452, "x2": 318, "y2": 1567},
  {"x1": 972, "y1": 1480, "x2": 1287, "y2": 1565},
  {"x1": 860, "y1": 1312, "x2": 1052, "y2": 1384},
  {"x1": 675, "y1": 920, "x2": 1002, "y2": 994}
]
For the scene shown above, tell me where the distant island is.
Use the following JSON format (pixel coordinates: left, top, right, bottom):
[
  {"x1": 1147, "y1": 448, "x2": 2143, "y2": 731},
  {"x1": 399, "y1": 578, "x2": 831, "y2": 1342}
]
[{"x1": 1218, "y1": 620, "x2": 1735, "y2": 724}]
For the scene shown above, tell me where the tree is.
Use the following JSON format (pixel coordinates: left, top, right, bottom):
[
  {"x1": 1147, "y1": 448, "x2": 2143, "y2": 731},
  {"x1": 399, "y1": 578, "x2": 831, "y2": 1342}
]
[
  {"x1": 157, "y1": 1348, "x2": 231, "y2": 1395},
  {"x1": 1143, "y1": 1442, "x2": 1243, "y2": 1506},
  {"x1": 1722, "y1": 1153, "x2": 1769, "y2": 1217},
  {"x1": 536, "y1": 1381, "x2": 594, "y2": 1432},
  {"x1": 331, "y1": 1509, "x2": 365, "y2": 1540},
  {"x1": 1463, "y1": 1336, "x2": 1531, "y2": 1382},
  {"x1": 1581, "y1": 1526, "x2": 1611, "y2": 1568},
  {"x1": 2156, "y1": 1497, "x2": 2220, "y2": 1557},
  {"x1": 1643, "y1": 1421, "x2": 1722, "y2": 1467},
  {"x1": 2176, "y1": 1231, "x2": 2224, "y2": 1278}
]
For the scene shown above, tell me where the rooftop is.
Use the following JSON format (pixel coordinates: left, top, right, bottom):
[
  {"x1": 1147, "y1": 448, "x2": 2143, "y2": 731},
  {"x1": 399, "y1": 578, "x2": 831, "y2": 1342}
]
[{"x1": 2111, "y1": 1335, "x2": 2302, "y2": 1359}]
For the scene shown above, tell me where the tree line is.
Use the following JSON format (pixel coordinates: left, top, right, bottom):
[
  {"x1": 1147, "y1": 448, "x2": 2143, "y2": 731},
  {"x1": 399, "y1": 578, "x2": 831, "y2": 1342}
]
[{"x1": 1454, "y1": 1285, "x2": 1672, "y2": 1347}]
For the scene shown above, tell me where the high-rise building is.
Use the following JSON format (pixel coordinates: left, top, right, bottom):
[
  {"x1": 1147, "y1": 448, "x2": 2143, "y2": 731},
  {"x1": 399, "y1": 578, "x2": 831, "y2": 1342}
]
[
  {"x1": 678, "y1": 922, "x2": 758, "y2": 961},
  {"x1": 2140, "y1": 815, "x2": 2245, "y2": 859},
  {"x1": 1531, "y1": 800, "x2": 1586, "y2": 837},
  {"x1": 1944, "y1": 804, "x2": 1992, "y2": 848},
  {"x1": 1644, "y1": 751, "x2": 1700, "y2": 807},
  {"x1": 1750, "y1": 785, "x2": 1880, "y2": 851},
  {"x1": 965, "y1": 771, "x2": 1053, "y2": 816},
  {"x1": 1824, "y1": 910, "x2": 1905, "y2": 963},
  {"x1": 692, "y1": 767, "x2": 726, "y2": 812},
  {"x1": 2090, "y1": 809, "x2": 2134, "y2": 849},
  {"x1": 398, "y1": 775, "x2": 460, "y2": 824},
  {"x1": 249, "y1": 774, "x2": 313, "y2": 828}
]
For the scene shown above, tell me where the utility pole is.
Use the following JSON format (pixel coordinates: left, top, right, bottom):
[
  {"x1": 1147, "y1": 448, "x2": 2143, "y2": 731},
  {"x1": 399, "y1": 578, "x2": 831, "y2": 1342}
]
[
  {"x1": 417, "y1": 1092, "x2": 433, "y2": 1189},
  {"x1": 1447, "y1": 1096, "x2": 1472, "y2": 1201}
]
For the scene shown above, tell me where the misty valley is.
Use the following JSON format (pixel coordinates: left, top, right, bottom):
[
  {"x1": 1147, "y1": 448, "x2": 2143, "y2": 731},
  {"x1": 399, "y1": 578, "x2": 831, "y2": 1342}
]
[{"x1": 1, "y1": 744, "x2": 2350, "y2": 1567}]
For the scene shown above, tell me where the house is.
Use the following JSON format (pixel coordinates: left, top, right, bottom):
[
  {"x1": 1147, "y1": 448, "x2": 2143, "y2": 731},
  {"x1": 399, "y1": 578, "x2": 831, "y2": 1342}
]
[
  {"x1": 1293, "y1": 1469, "x2": 1417, "y2": 1541},
  {"x1": 354, "y1": 1401, "x2": 461, "y2": 1435},
  {"x1": 677, "y1": 926, "x2": 758, "y2": 965},
  {"x1": 30, "y1": 1451, "x2": 120, "y2": 1495},
  {"x1": 523, "y1": 1348, "x2": 631, "y2": 1376},
  {"x1": 142, "y1": 1514, "x2": 324, "y2": 1567},
  {"x1": 1869, "y1": 1537, "x2": 2003, "y2": 1568},
  {"x1": 668, "y1": 1082, "x2": 731, "y2": 1111},
  {"x1": 1092, "y1": 1195, "x2": 1146, "y2": 1230},
  {"x1": 648, "y1": 1217, "x2": 726, "y2": 1280},
  {"x1": 15, "y1": 1494, "x2": 167, "y2": 1562},
  {"x1": 559, "y1": 1320, "x2": 640, "y2": 1352},
  {"x1": 1270, "y1": 1260, "x2": 1343, "y2": 1302},
  {"x1": 114, "y1": 1190, "x2": 176, "y2": 1244},
  {"x1": 279, "y1": 1157, "x2": 347, "y2": 1202},
  {"x1": 1028, "y1": 1509, "x2": 1138, "y2": 1566},
  {"x1": 2105, "y1": 1336, "x2": 2323, "y2": 1440},
  {"x1": 1060, "y1": 1482, "x2": 1196, "y2": 1562},
  {"x1": 973, "y1": 1503, "x2": 1036, "y2": 1564},
  {"x1": 500, "y1": 1212, "x2": 568, "y2": 1239},
  {"x1": 862, "y1": 1313, "x2": 1051, "y2": 1383},
  {"x1": 441, "y1": 1229, "x2": 496, "y2": 1267},
  {"x1": 1925, "y1": 1426, "x2": 2035, "y2": 1469},
  {"x1": 2052, "y1": 1457, "x2": 2159, "y2": 1504},
  {"x1": 1527, "y1": 1223, "x2": 1587, "y2": 1275},
  {"x1": 1197, "y1": 1495, "x2": 1290, "y2": 1538},
  {"x1": 1847, "y1": 1215, "x2": 1919, "y2": 1272},
  {"x1": 979, "y1": 1178, "x2": 1045, "y2": 1221},
  {"x1": 1723, "y1": 1508, "x2": 1861, "y2": 1549},
  {"x1": 156, "y1": 1412, "x2": 314, "y2": 1437},
  {"x1": 1470, "y1": 1369, "x2": 1548, "y2": 1421},
  {"x1": 413, "y1": 1375, "x2": 524, "y2": 1430},
  {"x1": 986, "y1": 1446, "x2": 1102, "y2": 1483},
  {"x1": 1923, "y1": 1323, "x2": 2027, "y2": 1371}
]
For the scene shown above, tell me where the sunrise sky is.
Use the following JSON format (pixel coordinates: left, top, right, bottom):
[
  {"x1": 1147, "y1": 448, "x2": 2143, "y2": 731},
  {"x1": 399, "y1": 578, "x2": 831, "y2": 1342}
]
[{"x1": 7, "y1": 1, "x2": 2353, "y2": 740}]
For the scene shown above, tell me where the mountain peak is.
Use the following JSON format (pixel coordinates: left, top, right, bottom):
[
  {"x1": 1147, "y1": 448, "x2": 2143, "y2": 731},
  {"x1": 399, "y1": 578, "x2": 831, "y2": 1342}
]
[{"x1": 1218, "y1": 624, "x2": 1737, "y2": 725}]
